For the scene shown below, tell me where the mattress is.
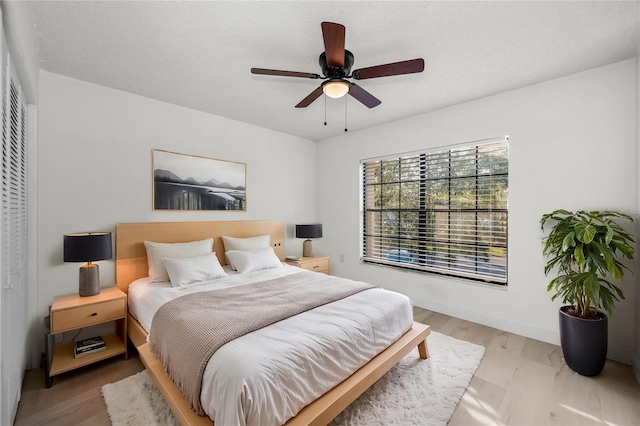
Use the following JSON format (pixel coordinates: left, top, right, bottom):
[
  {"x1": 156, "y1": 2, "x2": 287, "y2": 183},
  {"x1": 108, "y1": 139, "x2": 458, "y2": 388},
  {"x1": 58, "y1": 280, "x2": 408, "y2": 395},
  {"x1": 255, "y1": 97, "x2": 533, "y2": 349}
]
[{"x1": 128, "y1": 264, "x2": 413, "y2": 426}]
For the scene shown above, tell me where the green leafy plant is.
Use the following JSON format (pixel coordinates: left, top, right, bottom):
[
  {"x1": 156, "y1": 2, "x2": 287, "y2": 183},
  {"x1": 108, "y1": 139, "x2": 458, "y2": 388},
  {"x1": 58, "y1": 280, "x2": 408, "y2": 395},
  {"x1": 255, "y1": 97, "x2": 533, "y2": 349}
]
[{"x1": 540, "y1": 210, "x2": 635, "y2": 319}]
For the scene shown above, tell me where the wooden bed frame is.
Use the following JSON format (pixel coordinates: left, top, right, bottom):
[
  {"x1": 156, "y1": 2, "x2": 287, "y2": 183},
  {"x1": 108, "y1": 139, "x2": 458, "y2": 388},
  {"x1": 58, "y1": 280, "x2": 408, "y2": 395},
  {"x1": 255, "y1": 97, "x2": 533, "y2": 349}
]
[{"x1": 115, "y1": 220, "x2": 431, "y2": 426}]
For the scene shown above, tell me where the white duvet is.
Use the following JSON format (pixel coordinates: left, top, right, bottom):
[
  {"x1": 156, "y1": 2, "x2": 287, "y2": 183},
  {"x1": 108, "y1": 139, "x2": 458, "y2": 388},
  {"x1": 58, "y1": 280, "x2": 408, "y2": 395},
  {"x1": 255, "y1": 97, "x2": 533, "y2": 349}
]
[{"x1": 129, "y1": 264, "x2": 413, "y2": 426}]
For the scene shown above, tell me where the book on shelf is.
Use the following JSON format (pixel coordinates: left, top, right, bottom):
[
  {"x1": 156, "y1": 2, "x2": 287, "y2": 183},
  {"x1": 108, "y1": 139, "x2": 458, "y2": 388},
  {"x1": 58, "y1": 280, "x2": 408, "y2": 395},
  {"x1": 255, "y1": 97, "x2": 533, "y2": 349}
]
[
  {"x1": 74, "y1": 336, "x2": 106, "y2": 358},
  {"x1": 74, "y1": 343, "x2": 106, "y2": 358},
  {"x1": 74, "y1": 336, "x2": 104, "y2": 350}
]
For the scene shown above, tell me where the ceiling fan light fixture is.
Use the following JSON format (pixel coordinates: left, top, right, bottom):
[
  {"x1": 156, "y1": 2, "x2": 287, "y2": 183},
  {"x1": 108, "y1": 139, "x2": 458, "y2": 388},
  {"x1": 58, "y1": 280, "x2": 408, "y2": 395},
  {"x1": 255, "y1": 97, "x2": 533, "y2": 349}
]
[{"x1": 322, "y1": 80, "x2": 350, "y2": 98}]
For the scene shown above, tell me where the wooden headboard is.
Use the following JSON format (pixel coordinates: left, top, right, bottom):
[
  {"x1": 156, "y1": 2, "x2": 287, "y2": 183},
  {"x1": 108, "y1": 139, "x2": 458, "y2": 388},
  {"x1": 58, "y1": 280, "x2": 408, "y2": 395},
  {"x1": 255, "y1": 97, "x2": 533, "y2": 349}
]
[{"x1": 115, "y1": 220, "x2": 285, "y2": 293}]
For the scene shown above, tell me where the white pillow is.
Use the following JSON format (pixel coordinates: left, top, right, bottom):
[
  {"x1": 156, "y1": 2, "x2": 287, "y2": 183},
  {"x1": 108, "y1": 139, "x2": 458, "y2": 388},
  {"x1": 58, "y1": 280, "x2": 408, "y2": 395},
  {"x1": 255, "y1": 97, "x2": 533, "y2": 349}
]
[
  {"x1": 162, "y1": 253, "x2": 228, "y2": 288},
  {"x1": 225, "y1": 247, "x2": 282, "y2": 274},
  {"x1": 221, "y1": 235, "x2": 271, "y2": 270},
  {"x1": 144, "y1": 238, "x2": 213, "y2": 283}
]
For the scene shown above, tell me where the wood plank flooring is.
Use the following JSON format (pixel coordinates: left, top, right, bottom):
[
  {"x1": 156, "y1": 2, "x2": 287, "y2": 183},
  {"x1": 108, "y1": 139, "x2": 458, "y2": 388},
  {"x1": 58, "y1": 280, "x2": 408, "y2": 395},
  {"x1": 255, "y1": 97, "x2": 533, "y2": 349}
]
[{"x1": 14, "y1": 307, "x2": 640, "y2": 425}]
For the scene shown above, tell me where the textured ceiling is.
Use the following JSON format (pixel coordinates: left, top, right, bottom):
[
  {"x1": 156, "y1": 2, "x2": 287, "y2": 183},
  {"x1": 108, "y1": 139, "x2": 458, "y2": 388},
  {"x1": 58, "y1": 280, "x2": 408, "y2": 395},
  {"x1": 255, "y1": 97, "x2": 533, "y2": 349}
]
[{"x1": 29, "y1": 1, "x2": 639, "y2": 142}]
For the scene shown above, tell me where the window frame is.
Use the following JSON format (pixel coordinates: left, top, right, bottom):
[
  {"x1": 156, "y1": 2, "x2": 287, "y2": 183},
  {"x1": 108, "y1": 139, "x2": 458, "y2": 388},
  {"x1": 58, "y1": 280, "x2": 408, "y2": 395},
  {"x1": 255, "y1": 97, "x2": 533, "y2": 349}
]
[{"x1": 360, "y1": 137, "x2": 509, "y2": 285}]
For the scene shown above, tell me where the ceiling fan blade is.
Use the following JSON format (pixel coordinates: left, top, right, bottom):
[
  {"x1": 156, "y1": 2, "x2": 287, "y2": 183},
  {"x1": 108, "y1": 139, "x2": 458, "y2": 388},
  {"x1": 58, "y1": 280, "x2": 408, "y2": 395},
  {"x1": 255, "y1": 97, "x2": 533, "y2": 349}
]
[
  {"x1": 352, "y1": 58, "x2": 425, "y2": 80},
  {"x1": 348, "y1": 83, "x2": 381, "y2": 108},
  {"x1": 295, "y1": 86, "x2": 324, "y2": 108},
  {"x1": 321, "y1": 22, "x2": 345, "y2": 68},
  {"x1": 251, "y1": 68, "x2": 321, "y2": 79}
]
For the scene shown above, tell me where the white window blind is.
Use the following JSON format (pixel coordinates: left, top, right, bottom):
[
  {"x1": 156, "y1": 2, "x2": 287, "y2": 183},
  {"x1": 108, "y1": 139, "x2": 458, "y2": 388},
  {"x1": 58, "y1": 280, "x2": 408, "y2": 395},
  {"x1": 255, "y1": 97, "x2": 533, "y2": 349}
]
[
  {"x1": 0, "y1": 10, "x2": 28, "y2": 424},
  {"x1": 361, "y1": 138, "x2": 508, "y2": 284}
]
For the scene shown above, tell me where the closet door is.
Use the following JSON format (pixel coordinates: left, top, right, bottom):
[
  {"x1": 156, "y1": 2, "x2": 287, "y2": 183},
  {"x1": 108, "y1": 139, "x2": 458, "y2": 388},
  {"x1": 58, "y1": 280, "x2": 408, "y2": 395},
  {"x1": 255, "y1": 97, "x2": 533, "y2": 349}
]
[{"x1": 0, "y1": 8, "x2": 28, "y2": 424}]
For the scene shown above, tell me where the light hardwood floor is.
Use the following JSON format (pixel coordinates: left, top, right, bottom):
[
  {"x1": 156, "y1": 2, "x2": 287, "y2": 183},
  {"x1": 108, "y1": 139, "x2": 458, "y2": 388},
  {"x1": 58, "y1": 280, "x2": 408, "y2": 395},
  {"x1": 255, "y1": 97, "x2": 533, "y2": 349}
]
[{"x1": 14, "y1": 307, "x2": 640, "y2": 425}]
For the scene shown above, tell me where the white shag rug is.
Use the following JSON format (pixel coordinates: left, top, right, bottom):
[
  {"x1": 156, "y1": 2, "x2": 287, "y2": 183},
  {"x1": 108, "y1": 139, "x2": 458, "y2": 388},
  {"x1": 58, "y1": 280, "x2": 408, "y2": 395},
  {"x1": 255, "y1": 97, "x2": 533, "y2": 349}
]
[{"x1": 101, "y1": 331, "x2": 484, "y2": 426}]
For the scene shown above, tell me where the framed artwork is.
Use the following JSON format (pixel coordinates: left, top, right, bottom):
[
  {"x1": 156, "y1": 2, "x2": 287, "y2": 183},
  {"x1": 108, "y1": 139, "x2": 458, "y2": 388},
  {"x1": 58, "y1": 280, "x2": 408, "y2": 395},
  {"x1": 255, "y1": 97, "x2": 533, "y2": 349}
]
[{"x1": 152, "y1": 149, "x2": 246, "y2": 211}]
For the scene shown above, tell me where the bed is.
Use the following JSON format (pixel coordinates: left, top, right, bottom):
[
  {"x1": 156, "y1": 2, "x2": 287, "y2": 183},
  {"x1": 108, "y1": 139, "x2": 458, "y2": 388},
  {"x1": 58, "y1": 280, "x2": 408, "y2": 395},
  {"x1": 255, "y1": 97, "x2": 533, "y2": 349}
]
[{"x1": 115, "y1": 220, "x2": 430, "y2": 425}]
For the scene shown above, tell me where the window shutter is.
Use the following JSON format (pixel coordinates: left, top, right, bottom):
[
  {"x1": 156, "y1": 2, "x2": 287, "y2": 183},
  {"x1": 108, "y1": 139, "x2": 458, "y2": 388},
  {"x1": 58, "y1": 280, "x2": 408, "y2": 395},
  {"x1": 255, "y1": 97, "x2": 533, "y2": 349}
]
[{"x1": 0, "y1": 10, "x2": 29, "y2": 424}]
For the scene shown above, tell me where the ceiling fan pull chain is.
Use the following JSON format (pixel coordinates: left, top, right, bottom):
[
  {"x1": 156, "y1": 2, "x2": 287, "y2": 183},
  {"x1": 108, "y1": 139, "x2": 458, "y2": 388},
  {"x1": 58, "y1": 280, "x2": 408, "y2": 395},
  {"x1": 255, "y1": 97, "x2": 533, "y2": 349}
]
[
  {"x1": 344, "y1": 96, "x2": 348, "y2": 132},
  {"x1": 324, "y1": 94, "x2": 327, "y2": 126}
]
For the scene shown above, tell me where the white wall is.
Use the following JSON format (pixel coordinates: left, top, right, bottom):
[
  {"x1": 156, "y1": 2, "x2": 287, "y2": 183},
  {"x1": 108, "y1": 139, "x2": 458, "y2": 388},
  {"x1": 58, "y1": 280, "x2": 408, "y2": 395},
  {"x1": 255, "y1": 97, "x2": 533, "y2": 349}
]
[
  {"x1": 317, "y1": 59, "x2": 638, "y2": 364},
  {"x1": 32, "y1": 71, "x2": 317, "y2": 360},
  {"x1": 0, "y1": 1, "x2": 39, "y2": 104},
  {"x1": 635, "y1": 50, "x2": 640, "y2": 382}
]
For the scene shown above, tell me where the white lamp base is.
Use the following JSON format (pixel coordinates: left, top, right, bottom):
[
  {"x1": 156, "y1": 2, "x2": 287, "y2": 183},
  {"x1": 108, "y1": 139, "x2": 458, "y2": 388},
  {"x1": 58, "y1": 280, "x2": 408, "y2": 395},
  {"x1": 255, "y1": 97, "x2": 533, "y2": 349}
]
[{"x1": 302, "y1": 239, "x2": 314, "y2": 257}]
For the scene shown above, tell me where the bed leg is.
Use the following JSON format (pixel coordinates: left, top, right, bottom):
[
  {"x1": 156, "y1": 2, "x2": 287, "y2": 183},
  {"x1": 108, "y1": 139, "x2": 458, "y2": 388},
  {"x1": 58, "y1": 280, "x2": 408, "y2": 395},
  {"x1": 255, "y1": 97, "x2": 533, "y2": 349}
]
[{"x1": 418, "y1": 340, "x2": 429, "y2": 359}]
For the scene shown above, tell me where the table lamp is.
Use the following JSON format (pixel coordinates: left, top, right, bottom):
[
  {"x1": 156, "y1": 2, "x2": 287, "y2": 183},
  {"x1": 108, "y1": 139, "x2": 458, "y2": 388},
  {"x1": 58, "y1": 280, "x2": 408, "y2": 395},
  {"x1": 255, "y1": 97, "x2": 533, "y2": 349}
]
[
  {"x1": 295, "y1": 224, "x2": 323, "y2": 257},
  {"x1": 63, "y1": 232, "x2": 112, "y2": 297}
]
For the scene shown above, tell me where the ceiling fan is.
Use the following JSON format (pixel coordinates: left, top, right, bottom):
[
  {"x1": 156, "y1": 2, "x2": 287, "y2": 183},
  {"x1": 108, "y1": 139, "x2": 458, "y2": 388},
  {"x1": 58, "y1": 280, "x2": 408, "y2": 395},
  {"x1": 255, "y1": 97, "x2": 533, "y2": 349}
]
[{"x1": 251, "y1": 22, "x2": 425, "y2": 109}]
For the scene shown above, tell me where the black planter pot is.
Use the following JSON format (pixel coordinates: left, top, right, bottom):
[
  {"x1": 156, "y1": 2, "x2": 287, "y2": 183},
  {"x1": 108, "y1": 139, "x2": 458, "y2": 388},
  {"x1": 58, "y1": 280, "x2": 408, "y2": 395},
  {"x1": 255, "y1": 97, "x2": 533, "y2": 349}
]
[{"x1": 559, "y1": 306, "x2": 608, "y2": 376}]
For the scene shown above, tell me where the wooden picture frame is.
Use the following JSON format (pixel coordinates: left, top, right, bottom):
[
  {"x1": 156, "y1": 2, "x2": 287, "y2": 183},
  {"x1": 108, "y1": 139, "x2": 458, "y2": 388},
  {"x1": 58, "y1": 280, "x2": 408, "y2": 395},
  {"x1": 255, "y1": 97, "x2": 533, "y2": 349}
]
[{"x1": 152, "y1": 149, "x2": 246, "y2": 211}]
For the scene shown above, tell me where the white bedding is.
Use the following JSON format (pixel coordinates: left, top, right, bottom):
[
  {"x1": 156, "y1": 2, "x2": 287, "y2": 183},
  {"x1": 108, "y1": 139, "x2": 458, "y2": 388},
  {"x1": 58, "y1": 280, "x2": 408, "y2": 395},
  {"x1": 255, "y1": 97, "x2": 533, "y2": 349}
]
[{"x1": 128, "y1": 264, "x2": 413, "y2": 426}]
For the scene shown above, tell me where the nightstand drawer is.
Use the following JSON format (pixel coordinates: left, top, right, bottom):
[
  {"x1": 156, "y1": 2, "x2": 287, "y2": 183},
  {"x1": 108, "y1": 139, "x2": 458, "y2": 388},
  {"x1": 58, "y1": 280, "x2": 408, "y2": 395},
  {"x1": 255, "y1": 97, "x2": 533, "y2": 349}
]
[
  {"x1": 51, "y1": 299, "x2": 126, "y2": 333},
  {"x1": 300, "y1": 258, "x2": 329, "y2": 273}
]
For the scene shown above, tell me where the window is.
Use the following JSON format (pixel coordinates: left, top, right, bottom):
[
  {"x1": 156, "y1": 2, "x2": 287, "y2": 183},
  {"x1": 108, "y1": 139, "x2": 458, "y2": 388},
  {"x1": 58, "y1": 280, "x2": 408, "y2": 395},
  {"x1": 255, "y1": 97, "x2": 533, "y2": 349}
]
[{"x1": 361, "y1": 138, "x2": 508, "y2": 284}]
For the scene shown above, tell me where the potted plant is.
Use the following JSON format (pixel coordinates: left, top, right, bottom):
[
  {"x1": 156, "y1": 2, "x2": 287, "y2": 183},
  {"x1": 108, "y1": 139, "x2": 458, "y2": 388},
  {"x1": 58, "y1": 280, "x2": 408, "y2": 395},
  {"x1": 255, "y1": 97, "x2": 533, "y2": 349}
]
[{"x1": 540, "y1": 209, "x2": 634, "y2": 376}]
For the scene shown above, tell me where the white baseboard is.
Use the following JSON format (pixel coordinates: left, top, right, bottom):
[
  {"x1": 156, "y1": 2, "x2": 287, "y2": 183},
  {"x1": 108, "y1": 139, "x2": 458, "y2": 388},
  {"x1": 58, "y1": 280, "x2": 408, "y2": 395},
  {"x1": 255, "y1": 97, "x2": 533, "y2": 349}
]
[
  {"x1": 411, "y1": 296, "x2": 633, "y2": 365},
  {"x1": 607, "y1": 343, "x2": 633, "y2": 366}
]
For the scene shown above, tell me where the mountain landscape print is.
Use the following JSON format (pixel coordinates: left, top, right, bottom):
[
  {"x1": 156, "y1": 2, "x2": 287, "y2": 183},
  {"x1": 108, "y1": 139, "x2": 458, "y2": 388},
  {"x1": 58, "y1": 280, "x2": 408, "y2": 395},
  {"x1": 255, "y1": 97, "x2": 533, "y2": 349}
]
[{"x1": 153, "y1": 149, "x2": 246, "y2": 211}]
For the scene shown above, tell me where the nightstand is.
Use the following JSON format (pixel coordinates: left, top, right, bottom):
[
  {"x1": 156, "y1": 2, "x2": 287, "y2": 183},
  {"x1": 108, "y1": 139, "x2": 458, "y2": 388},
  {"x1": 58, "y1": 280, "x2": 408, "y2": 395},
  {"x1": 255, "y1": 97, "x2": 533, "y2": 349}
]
[
  {"x1": 45, "y1": 286, "x2": 128, "y2": 388},
  {"x1": 284, "y1": 255, "x2": 330, "y2": 274}
]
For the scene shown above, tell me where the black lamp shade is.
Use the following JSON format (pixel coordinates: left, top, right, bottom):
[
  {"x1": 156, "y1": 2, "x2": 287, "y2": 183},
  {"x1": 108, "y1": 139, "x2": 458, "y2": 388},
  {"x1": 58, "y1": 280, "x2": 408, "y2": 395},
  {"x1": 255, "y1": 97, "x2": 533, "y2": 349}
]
[
  {"x1": 296, "y1": 224, "x2": 323, "y2": 239},
  {"x1": 64, "y1": 232, "x2": 112, "y2": 262}
]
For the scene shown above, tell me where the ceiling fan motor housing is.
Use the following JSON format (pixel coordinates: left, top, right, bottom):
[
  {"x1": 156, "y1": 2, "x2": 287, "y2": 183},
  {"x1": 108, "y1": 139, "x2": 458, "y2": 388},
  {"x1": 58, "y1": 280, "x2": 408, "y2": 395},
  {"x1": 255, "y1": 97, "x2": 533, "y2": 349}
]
[{"x1": 319, "y1": 50, "x2": 355, "y2": 78}]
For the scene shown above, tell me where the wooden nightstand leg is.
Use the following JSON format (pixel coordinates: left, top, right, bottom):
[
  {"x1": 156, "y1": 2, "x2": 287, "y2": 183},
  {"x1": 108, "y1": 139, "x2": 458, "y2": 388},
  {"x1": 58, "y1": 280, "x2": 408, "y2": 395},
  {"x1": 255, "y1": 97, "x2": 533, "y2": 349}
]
[
  {"x1": 119, "y1": 317, "x2": 129, "y2": 360},
  {"x1": 45, "y1": 333, "x2": 54, "y2": 388}
]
